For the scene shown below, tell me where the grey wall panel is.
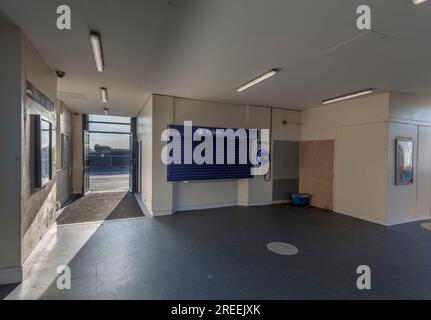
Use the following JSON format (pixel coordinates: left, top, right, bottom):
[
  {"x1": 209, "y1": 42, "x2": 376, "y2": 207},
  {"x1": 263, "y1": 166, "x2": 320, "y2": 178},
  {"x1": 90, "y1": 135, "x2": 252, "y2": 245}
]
[
  {"x1": 273, "y1": 179, "x2": 299, "y2": 201},
  {"x1": 272, "y1": 140, "x2": 299, "y2": 200},
  {"x1": 273, "y1": 141, "x2": 299, "y2": 180}
]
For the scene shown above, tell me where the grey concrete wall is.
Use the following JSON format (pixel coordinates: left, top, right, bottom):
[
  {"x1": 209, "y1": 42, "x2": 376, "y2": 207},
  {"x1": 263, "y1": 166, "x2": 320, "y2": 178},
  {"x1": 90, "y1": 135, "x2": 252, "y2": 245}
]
[
  {"x1": 21, "y1": 99, "x2": 57, "y2": 263},
  {"x1": 56, "y1": 102, "x2": 73, "y2": 205},
  {"x1": 272, "y1": 140, "x2": 299, "y2": 201},
  {"x1": 20, "y1": 33, "x2": 58, "y2": 264},
  {"x1": 72, "y1": 113, "x2": 83, "y2": 194},
  {"x1": 0, "y1": 26, "x2": 22, "y2": 271}
]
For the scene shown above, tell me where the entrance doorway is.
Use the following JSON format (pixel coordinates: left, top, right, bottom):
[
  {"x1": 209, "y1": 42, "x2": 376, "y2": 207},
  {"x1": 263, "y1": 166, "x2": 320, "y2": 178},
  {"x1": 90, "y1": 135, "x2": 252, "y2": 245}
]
[
  {"x1": 56, "y1": 114, "x2": 142, "y2": 225},
  {"x1": 87, "y1": 115, "x2": 132, "y2": 192}
]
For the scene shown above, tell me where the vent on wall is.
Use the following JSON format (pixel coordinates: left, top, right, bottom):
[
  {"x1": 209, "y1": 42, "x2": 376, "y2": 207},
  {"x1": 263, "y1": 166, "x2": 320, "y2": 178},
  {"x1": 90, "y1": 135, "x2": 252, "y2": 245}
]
[{"x1": 26, "y1": 81, "x2": 55, "y2": 112}]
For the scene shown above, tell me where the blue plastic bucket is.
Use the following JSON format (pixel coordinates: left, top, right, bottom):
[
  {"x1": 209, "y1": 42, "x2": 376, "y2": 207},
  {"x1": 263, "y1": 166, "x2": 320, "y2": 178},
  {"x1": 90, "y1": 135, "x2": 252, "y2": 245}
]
[{"x1": 291, "y1": 193, "x2": 311, "y2": 206}]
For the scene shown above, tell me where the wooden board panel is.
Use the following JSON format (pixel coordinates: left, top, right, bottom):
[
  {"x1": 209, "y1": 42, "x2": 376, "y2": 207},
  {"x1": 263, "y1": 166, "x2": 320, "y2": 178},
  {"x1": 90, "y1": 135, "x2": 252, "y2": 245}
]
[{"x1": 299, "y1": 140, "x2": 334, "y2": 210}]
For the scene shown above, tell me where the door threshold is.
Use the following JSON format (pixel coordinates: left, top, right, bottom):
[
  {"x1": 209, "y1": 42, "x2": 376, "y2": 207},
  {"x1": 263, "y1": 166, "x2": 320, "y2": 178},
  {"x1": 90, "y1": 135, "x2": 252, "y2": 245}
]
[
  {"x1": 89, "y1": 189, "x2": 130, "y2": 194},
  {"x1": 57, "y1": 216, "x2": 146, "y2": 228}
]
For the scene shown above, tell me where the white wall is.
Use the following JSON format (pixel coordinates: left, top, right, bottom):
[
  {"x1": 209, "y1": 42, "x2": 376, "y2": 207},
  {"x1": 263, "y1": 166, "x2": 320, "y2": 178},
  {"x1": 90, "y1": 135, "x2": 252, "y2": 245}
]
[
  {"x1": 386, "y1": 122, "x2": 418, "y2": 225},
  {"x1": 334, "y1": 123, "x2": 388, "y2": 224},
  {"x1": 417, "y1": 126, "x2": 431, "y2": 219},
  {"x1": 301, "y1": 93, "x2": 391, "y2": 225},
  {"x1": 136, "y1": 91, "x2": 431, "y2": 226},
  {"x1": 301, "y1": 93, "x2": 390, "y2": 141},
  {"x1": 136, "y1": 96, "x2": 153, "y2": 211},
  {"x1": 390, "y1": 93, "x2": 431, "y2": 125},
  {"x1": 174, "y1": 98, "x2": 273, "y2": 210},
  {"x1": 151, "y1": 95, "x2": 174, "y2": 214},
  {"x1": 386, "y1": 93, "x2": 431, "y2": 225},
  {"x1": 272, "y1": 108, "x2": 301, "y2": 141},
  {"x1": 136, "y1": 95, "x2": 301, "y2": 216},
  {"x1": 301, "y1": 92, "x2": 431, "y2": 226}
]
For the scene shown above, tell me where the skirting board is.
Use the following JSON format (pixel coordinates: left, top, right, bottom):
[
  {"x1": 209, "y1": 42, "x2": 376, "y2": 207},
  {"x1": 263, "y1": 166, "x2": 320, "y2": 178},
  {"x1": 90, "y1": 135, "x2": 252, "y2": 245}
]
[
  {"x1": 0, "y1": 222, "x2": 57, "y2": 285},
  {"x1": 238, "y1": 200, "x2": 291, "y2": 207},
  {"x1": 271, "y1": 200, "x2": 291, "y2": 205},
  {"x1": 134, "y1": 193, "x2": 174, "y2": 216},
  {"x1": 0, "y1": 267, "x2": 22, "y2": 285},
  {"x1": 335, "y1": 209, "x2": 431, "y2": 226},
  {"x1": 134, "y1": 193, "x2": 154, "y2": 217},
  {"x1": 153, "y1": 210, "x2": 174, "y2": 217},
  {"x1": 333, "y1": 210, "x2": 387, "y2": 226},
  {"x1": 175, "y1": 200, "x2": 290, "y2": 212},
  {"x1": 387, "y1": 216, "x2": 431, "y2": 226},
  {"x1": 134, "y1": 193, "x2": 292, "y2": 217},
  {"x1": 173, "y1": 202, "x2": 238, "y2": 213}
]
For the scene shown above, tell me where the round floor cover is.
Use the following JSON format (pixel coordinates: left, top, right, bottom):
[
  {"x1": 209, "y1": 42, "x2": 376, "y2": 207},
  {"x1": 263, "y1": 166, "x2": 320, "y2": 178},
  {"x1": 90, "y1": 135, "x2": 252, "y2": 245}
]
[{"x1": 266, "y1": 242, "x2": 299, "y2": 256}]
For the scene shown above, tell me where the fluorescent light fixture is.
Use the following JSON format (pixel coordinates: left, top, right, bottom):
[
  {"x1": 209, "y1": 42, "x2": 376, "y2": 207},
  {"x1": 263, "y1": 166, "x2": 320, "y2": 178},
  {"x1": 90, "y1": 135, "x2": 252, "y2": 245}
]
[
  {"x1": 413, "y1": 0, "x2": 427, "y2": 4},
  {"x1": 103, "y1": 107, "x2": 109, "y2": 115},
  {"x1": 100, "y1": 87, "x2": 108, "y2": 104},
  {"x1": 90, "y1": 31, "x2": 104, "y2": 72},
  {"x1": 237, "y1": 69, "x2": 280, "y2": 92},
  {"x1": 322, "y1": 88, "x2": 374, "y2": 105}
]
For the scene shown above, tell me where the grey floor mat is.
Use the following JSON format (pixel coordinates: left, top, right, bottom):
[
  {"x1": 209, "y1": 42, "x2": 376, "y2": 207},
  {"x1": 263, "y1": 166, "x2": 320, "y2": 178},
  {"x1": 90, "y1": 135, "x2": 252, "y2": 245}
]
[{"x1": 57, "y1": 191, "x2": 144, "y2": 225}]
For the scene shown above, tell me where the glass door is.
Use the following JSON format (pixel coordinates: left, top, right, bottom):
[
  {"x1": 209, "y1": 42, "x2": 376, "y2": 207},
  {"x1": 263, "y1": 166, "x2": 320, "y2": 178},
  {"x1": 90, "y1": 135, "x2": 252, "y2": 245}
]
[{"x1": 83, "y1": 130, "x2": 91, "y2": 195}]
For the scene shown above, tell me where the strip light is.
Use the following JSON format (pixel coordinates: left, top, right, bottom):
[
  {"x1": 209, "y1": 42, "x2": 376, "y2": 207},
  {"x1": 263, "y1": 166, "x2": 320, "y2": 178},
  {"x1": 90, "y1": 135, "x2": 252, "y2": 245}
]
[
  {"x1": 413, "y1": 0, "x2": 427, "y2": 4},
  {"x1": 100, "y1": 87, "x2": 108, "y2": 104},
  {"x1": 322, "y1": 88, "x2": 374, "y2": 105},
  {"x1": 90, "y1": 31, "x2": 104, "y2": 72},
  {"x1": 237, "y1": 69, "x2": 280, "y2": 92}
]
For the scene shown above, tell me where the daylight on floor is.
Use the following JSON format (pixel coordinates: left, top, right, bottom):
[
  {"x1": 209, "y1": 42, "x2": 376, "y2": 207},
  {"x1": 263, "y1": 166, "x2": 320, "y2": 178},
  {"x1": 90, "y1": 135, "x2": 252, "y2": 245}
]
[{"x1": 1, "y1": 0, "x2": 431, "y2": 310}]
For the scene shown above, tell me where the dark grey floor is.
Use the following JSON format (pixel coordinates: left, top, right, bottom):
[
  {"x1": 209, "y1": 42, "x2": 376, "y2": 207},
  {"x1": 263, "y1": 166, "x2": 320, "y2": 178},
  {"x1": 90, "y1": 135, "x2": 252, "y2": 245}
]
[
  {"x1": 0, "y1": 284, "x2": 18, "y2": 300},
  {"x1": 3, "y1": 204, "x2": 431, "y2": 299},
  {"x1": 57, "y1": 191, "x2": 144, "y2": 225}
]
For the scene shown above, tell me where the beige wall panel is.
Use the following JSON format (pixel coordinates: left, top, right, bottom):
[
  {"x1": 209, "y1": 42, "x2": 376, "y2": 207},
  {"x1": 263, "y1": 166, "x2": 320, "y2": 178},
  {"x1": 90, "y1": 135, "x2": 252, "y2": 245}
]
[{"x1": 333, "y1": 123, "x2": 388, "y2": 225}]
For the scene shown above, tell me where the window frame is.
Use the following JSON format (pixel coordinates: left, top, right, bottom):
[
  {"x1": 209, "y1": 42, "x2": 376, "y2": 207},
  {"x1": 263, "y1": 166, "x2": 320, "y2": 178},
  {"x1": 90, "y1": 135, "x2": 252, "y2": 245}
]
[
  {"x1": 61, "y1": 133, "x2": 71, "y2": 170},
  {"x1": 35, "y1": 115, "x2": 53, "y2": 188},
  {"x1": 87, "y1": 116, "x2": 132, "y2": 135}
]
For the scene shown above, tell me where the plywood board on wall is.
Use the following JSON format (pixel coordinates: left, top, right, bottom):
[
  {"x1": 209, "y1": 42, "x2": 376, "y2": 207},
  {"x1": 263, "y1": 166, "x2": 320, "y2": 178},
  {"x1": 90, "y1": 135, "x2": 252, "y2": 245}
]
[{"x1": 299, "y1": 140, "x2": 334, "y2": 210}]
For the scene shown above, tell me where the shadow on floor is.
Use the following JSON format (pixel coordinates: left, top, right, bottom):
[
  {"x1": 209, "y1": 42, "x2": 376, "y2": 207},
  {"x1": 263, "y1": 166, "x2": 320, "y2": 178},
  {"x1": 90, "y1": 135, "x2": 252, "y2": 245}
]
[
  {"x1": 0, "y1": 284, "x2": 19, "y2": 300},
  {"x1": 57, "y1": 191, "x2": 144, "y2": 225},
  {"x1": 8, "y1": 203, "x2": 431, "y2": 300}
]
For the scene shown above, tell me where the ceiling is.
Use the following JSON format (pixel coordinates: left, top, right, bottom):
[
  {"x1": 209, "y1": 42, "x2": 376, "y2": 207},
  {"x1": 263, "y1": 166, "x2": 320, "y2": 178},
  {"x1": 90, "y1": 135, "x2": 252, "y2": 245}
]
[{"x1": 1, "y1": 0, "x2": 431, "y2": 116}]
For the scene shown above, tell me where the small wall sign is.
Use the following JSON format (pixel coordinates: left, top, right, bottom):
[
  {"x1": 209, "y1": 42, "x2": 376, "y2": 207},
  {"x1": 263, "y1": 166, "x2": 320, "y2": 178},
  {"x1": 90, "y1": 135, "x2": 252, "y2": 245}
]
[{"x1": 395, "y1": 137, "x2": 414, "y2": 185}]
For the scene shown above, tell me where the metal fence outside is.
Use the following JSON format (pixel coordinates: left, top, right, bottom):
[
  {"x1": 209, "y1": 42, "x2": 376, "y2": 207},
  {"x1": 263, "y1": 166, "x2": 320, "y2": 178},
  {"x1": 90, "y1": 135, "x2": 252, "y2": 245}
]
[{"x1": 89, "y1": 154, "x2": 130, "y2": 168}]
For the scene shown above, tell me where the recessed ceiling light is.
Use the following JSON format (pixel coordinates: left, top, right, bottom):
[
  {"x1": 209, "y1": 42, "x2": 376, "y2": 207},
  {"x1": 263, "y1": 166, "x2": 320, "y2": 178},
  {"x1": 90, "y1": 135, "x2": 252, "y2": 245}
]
[
  {"x1": 413, "y1": 0, "x2": 427, "y2": 4},
  {"x1": 322, "y1": 88, "x2": 374, "y2": 105},
  {"x1": 90, "y1": 31, "x2": 104, "y2": 72},
  {"x1": 237, "y1": 69, "x2": 280, "y2": 92},
  {"x1": 100, "y1": 87, "x2": 108, "y2": 104}
]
